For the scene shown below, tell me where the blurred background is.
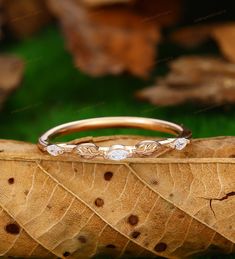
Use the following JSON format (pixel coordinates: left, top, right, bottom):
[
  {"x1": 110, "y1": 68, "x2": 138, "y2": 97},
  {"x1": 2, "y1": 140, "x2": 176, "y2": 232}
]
[{"x1": 0, "y1": 0, "x2": 235, "y2": 143}]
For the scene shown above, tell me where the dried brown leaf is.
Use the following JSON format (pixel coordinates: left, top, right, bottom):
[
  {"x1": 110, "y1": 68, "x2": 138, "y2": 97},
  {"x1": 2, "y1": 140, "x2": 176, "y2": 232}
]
[
  {"x1": 48, "y1": 0, "x2": 161, "y2": 78},
  {"x1": 137, "y1": 56, "x2": 235, "y2": 106},
  {"x1": 0, "y1": 135, "x2": 234, "y2": 258},
  {"x1": 212, "y1": 24, "x2": 235, "y2": 63},
  {"x1": 171, "y1": 23, "x2": 235, "y2": 63},
  {"x1": 3, "y1": 0, "x2": 51, "y2": 38},
  {"x1": 0, "y1": 55, "x2": 24, "y2": 109}
]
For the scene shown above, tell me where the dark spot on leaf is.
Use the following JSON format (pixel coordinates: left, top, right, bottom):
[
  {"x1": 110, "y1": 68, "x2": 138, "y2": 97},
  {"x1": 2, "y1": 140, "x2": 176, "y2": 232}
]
[
  {"x1": 8, "y1": 178, "x2": 14, "y2": 184},
  {"x1": 47, "y1": 205, "x2": 52, "y2": 209},
  {"x1": 128, "y1": 215, "x2": 139, "y2": 225},
  {"x1": 24, "y1": 190, "x2": 29, "y2": 195},
  {"x1": 229, "y1": 154, "x2": 235, "y2": 158},
  {"x1": 78, "y1": 235, "x2": 87, "y2": 243},
  {"x1": 5, "y1": 223, "x2": 20, "y2": 235},
  {"x1": 63, "y1": 251, "x2": 70, "y2": 257},
  {"x1": 169, "y1": 193, "x2": 174, "y2": 198},
  {"x1": 154, "y1": 242, "x2": 167, "y2": 252},
  {"x1": 131, "y1": 231, "x2": 141, "y2": 238},
  {"x1": 106, "y1": 244, "x2": 116, "y2": 249},
  {"x1": 178, "y1": 213, "x2": 185, "y2": 219},
  {"x1": 104, "y1": 171, "x2": 113, "y2": 181},
  {"x1": 151, "y1": 179, "x2": 158, "y2": 185},
  {"x1": 0, "y1": 149, "x2": 4, "y2": 153},
  {"x1": 94, "y1": 198, "x2": 104, "y2": 207}
]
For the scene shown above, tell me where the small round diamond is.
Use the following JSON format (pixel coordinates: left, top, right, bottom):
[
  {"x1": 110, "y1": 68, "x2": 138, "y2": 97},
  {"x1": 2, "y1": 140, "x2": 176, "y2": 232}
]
[
  {"x1": 106, "y1": 149, "x2": 129, "y2": 161},
  {"x1": 174, "y1": 138, "x2": 188, "y2": 150},
  {"x1": 46, "y1": 145, "x2": 64, "y2": 156}
]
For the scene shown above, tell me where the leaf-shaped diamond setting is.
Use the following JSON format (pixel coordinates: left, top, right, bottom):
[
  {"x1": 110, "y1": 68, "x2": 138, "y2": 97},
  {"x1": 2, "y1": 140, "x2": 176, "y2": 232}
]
[
  {"x1": 76, "y1": 143, "x2": 100, "y2": 158},
  {"x1": 135, "y1": 140, "x2": 160, "y2": 156}
]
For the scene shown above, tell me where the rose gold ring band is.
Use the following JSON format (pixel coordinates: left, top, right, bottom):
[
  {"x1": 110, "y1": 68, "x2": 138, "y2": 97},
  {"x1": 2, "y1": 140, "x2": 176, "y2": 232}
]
[{"x1": 38, "y1": 117, "x2": 192, "y2": 160}]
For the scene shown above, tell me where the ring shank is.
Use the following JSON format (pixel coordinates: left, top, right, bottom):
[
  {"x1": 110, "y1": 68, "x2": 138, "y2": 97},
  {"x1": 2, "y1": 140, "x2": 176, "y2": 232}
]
[{"x1": 38, "y1": 117, "x2": 191, "y2": 150}]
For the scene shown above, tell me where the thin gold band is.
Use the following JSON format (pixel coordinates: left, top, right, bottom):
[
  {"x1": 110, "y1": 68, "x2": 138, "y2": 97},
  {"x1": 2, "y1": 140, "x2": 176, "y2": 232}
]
[{"x1": 38, "y1": 117, "x2": 192, "y2": 160}]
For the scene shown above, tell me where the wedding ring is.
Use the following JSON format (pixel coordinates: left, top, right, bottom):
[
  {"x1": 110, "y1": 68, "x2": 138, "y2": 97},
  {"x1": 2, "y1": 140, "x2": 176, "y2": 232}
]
[{"x1": 38, "y1": 117, "x2": 192, "y2": 160}]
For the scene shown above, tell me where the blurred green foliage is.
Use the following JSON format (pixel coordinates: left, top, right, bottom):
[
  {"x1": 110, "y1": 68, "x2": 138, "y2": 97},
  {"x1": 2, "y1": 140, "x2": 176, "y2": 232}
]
[{"x1": 0, "y1": 26, "x2": 234, "y2": 143}]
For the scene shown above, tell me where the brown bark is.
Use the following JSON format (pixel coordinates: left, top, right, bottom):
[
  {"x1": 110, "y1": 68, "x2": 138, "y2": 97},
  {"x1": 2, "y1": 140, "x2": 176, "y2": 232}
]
[{"x1": 0, "y1": 136, "x2": 234, "y2": 258}]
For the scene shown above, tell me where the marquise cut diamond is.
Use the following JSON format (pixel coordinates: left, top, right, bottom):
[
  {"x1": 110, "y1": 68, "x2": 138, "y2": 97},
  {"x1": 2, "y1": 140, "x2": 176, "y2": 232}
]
[
  {"x1": 174, "y1": 138, "x2": 188, "y2": 150},
  {"x1": 46, "y1": 145, "x2": 64, "y2": 156},
  {"x1": 106, "y1": 149, "x2": 129, "y2": 161}
]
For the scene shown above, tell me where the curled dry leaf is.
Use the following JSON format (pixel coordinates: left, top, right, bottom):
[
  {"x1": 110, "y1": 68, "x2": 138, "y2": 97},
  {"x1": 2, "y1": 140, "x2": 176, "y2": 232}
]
[
  {"x1": 171, "y1": 23, "x2": 235, "y2": 63},
  {"x1": 2, "y1": 0, "x2": 51, "y2": 38},
  {"x1": 48, "y1": 0, "x2": 161, "y2": 78},
  {"x1": 0, "y1": 135, "x2": 235, "y2": 258},
  {"x1": 0, "y1": 55, "x2": 24, "y2": 109},
  {"x1": 137, "y1": 56, "x2": 235, "y2": 106}
]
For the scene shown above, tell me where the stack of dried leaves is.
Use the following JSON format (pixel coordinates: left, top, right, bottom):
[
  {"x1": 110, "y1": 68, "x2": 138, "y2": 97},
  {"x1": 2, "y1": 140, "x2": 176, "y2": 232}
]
[
  {"x1": 0, "y1": 55, "x2": 24, "y2": 109},
  {"x1": 137, "y1": 56, "x2": 235, "y2": 106}
]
